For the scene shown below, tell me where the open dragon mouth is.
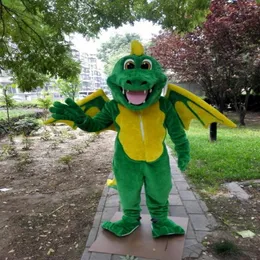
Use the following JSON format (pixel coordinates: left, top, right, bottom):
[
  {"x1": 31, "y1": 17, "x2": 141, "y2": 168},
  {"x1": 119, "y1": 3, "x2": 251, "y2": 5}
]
[{"x1": 121, "y1": 87, "x2": 154, "y2": 105}]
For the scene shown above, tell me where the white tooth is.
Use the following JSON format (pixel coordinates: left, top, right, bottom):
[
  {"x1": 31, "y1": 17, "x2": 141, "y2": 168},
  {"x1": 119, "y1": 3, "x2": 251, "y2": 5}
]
[
  {"x1": 127, "y1": 90, "x2": 129, "y2": 93},
  {"x1": 149, "y1": 88, "x2": 153, "y2": 93},
  {"x1": 122, "y1": 88, "x2": 125, "y2": 94},
  {"x1": 144, "y1": 90, "x2": 147, "y2": 94},
  {"x1": 128, "y1": 100, "x2": 131, "y2": 104},
  {"x1": 143, "y1": 100, "x2": 146, "y2": 104}
]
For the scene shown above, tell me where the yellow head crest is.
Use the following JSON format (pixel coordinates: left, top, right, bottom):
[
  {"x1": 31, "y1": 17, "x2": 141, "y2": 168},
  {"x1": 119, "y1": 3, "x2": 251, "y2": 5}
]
[{"x1": 130, "y1": 40, "x2": 145, "y2": 56}]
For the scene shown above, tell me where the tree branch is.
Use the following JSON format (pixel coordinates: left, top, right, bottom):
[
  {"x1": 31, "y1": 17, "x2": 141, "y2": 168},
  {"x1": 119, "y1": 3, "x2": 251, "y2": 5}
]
[
  {"x1": 2, "y1": 39, "x2": 11, "y2": 56},
  {"x1": 20, "y1": 0, "x2": 31, "y2": 12},
  {"x1": 3, "y1": 3, "x2": 45, "y2": 46},
  {"x1": 0, "y1": 3, "x2": 5, "y2": 38}
]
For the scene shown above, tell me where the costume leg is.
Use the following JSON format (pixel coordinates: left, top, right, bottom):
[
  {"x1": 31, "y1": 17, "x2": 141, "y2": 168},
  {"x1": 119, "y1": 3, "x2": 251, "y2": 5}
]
[
  {"x1": 102, "y1": 144, "x2": 144, "y2": 236},
  {"x1": 144, "y1": 148, "x2": 185, "y2": 238}
]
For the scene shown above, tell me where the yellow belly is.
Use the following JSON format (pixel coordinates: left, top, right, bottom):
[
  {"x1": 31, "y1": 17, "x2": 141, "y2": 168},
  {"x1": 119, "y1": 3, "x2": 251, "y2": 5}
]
[{"x1": 116, "y1": 102, "x2": 166, "y2": 162}]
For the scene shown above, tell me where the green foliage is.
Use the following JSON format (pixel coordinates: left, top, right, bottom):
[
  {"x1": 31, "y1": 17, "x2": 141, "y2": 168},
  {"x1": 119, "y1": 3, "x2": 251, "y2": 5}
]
[
  {"x1": 22, "y1": 134, "x2": 33, "y2": 150},
  {"x1": 212, "y1": 239, "x2": 240, "y2": 257},
  {"x1": 0, "y1": 84, "x2": 16, "y2": 125},
  {"x1": 0, "y1": 144, "x2": 18, "y2": 159},
  {"x1": 0, "y1": 0, "x2": 211, "y2": 91},
  {"x1": 60, "y1": 129, "x2": 77, "y2": 140},
  {"x1": 13, "y1": 117, "x2": 40, "y2": 136},
  {"x1": 72, "y1": 144, "x2": 85, "y2": 155},
  {"x1": 40, "y1": 130, "x2": 52, "y2": 141},
  {"x1": 0, "y1": 109, "x2": 35, "y2": 120},
  {"x1": 0, "y1": 109, "x2": 44, "y2": 137},
  {"x1": 151, "y1": 0, "x2": 260, "y2": 124},
  {"x1": 7, "y1": 133, "x2": 15, "y2": 144},
  {"x1": 98, "y1": 33, "x2": 141, "y2": 76},
  {"x1": 16, "y1": 153, "x2": 33, "y2": 171},
  {"x1": 0, "y1": 0, "x2": 81, "y2": 91},
  {"x1": 0, "y1": 91, "x2": 15, "y2": 109},
  {"x1": 37, "y1": 91, "x2": 53, "y2": 110},
  {"x1": 14, "y1": 100, "x2": 39, "y2": 109},
  {"x1": 142, "y1": 0, "x2": 210, "y2": 32},
  {"x1": 167, "y1": 117, "x2": 260, "y2": 188},
  {"x1": 98, "y1": 33, "x2": 141, "y2": 62},
  {"x1": 104, "y1": 52, "x2": 129, "y2": 76},
  {"x1": 54, "y1": 78, "x2": 80, "y2": 101},
  {"x1": 37, "y1": 91, "x2": 53, "y2": 120},
  {"x1": 59, "y1": 155, "x2": 72, "y2": 172}
]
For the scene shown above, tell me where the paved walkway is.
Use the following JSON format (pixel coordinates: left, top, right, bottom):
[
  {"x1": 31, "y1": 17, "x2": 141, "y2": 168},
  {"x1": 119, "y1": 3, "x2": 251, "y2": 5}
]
[{"x1": 81, "y1": 149, "x2": 217, "y2": 260}]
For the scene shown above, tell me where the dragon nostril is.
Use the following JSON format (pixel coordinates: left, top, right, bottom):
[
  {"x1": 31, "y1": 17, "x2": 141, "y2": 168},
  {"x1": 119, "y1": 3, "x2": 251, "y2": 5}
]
[
  {"x1": 126, "y1": 80, "x2": 132, "y2": 85},
  {"x1": 141, "y1": 81, "x2": 147, "y2": 85}
]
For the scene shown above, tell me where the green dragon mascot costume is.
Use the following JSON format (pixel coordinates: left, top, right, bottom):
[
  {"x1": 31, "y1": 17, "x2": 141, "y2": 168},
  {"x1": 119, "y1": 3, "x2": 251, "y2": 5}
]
[{"x1": 47, "y1": 40, "x2": 236, "y2": 238}]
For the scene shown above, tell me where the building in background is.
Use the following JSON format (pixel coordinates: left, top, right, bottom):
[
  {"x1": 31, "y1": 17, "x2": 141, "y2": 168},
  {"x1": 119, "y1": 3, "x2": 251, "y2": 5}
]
[
  {"x1": 0, "y1": 48, "x2": 108, "y2": 101},
  {"x1": 72, "y1": 49, "x2": 108, "y2": 95}
]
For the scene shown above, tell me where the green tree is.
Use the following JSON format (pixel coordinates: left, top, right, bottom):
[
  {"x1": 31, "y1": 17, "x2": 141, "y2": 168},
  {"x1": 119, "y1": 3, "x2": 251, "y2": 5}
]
[
  {"x1": 0, "y1": 0, "x2": 226, "y2": 92},
  {"x1": 98, "y1": 33, "x2": 141, "y2": 75},
  {"x1": 0, "y1": 84, "x2": 15, "y2": 126},
  {"x1": 142, "y1": 0, "x2": 211, "y2": 33},
  {"x1": 54, "y1": 78, "x2": 80, "y2": 101},
  {"x1": 37, "y1": 91, "x2": 53, "y2": 119},
  {"x1": 0, "y1": 0, "x2": 81, "y2": 91},
  {"x1": 98, "y1": 33, "x2": 141, "y2": 63}
]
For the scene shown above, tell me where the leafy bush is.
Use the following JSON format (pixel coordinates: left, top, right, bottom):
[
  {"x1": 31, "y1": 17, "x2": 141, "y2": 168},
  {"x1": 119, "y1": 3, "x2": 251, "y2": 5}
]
[
  {"x1": 0, "y1": 93, "x2": 16, "y2": 109},
  {"x1": 37, "y1": 92, "x2": 53, "y2": 120},
  {"x1": 212, "y1": 239, "x2": 240, "y2": 257},
  {"x1": 0, "y1": 110, "x2": 45, "y2": 137},
  {"x1": 37, "y1": 92, "x2": 53, "y2": 111},
  {"x1": 14, "y1": 100, "x2": 39, "y2": 108},
  {"x1": 0, "y1": 109, "x2": 36, "y2": 119},
  {"x1": 13, "y1": 117, "x2": 40, "y2": 136}
]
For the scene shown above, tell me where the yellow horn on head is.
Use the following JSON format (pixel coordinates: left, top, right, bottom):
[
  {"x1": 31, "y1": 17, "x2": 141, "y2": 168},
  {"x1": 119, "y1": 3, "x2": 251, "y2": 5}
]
[{"x1": 131, "y1": 40, "x2": 144, "y2": 56}]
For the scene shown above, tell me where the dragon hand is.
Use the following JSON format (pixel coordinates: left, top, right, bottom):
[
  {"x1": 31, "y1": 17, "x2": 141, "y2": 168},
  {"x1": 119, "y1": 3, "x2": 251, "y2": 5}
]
[
  {"x1": 177, "y1": 155, "x2": 190, "y2": 172},
  {"x1": 49, "y1": 98, "x2": 86, "y2": 125}
]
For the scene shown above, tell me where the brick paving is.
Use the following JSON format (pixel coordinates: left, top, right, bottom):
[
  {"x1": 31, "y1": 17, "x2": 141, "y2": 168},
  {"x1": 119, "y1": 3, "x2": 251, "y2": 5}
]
[{"x1": 81, "y1": 150, "x2": 217, "y2": 260}]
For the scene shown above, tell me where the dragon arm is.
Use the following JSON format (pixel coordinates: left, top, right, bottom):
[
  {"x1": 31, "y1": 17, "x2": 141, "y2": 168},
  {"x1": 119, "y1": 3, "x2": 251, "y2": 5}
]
[
  {"x1": 164, "y1": 98, "x2": 190, "y2": 170},
  {"x1": 77, "y1": 101, "x2": 114, "y2": 132}
]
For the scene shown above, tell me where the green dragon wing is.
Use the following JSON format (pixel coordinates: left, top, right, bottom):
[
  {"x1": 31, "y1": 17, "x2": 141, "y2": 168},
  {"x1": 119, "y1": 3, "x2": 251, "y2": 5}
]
[
  {"x1": 45, "y1": 89, "x2": 116, "y2": 132},
  {"x1": 165, "y1": 83, "x2": 237, "y2": 130}
]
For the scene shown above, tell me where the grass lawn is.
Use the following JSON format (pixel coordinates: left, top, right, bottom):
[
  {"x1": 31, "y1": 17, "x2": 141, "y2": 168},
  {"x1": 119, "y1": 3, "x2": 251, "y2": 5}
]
[
  {"x1": 167, "y1": 113, "x2": 260, "y2": 189},
  {"x1": 0, "y1": 109, "x2": 36, "y2": 120}
]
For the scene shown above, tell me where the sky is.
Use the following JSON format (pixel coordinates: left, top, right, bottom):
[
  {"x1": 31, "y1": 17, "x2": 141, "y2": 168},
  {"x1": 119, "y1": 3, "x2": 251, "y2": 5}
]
[{"x1": 72, "y1": 21, "x2": 161, "y2": 54}]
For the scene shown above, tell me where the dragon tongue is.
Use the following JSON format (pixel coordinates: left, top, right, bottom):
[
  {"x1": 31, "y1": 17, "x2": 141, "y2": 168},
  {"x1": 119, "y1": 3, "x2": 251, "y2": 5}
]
[{"x1": 126, "y1": 91, "x2": 148, "y2": 105}]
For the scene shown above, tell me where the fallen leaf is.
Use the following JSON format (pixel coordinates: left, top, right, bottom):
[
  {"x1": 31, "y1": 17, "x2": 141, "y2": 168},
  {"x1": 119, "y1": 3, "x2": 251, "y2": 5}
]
[
  {"x1": 47, "y1": 248, "x2": 55, "y2": 256},
  {"x1": 237, "y1": 230, "x2": 255, "y2": 238}
]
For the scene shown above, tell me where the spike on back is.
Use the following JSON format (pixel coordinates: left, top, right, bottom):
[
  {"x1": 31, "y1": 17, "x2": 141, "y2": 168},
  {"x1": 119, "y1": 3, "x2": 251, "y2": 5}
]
[{"x1": 131, "y1": 40, "x2": 144, "y2": 56}]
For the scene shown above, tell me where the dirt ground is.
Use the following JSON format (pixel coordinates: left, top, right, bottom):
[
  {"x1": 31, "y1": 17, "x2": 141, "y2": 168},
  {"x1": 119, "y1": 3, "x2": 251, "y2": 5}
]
[
  {"x1": 0, "y1": 125, "x2": 115, "y2": 260},
  {"x1": 201, "y1": 183, "x2": 260, "y2": 260}
]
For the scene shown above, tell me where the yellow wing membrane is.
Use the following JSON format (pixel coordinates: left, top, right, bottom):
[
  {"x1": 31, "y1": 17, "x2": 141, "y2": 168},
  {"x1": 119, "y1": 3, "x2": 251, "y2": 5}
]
[{"x1": 165, "y1": 84, "x2": 236, "y2": 130}]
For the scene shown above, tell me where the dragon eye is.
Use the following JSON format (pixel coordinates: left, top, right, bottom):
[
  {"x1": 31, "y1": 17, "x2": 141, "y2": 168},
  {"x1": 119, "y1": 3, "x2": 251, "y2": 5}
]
[
  {"x1": 124, "y1": 59, "x2": 135, "y2": 70},
  {"x1": 141, "y1": 59, "x2": 152, "y2": 70}
]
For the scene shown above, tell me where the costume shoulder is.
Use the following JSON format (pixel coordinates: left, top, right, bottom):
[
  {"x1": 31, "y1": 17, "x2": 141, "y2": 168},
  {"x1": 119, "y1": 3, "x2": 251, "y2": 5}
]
[
  {"x1": 165, "y1": 83, "x2": 236, "y2": 130},
  {"x1": 45, "y1": 89, "x2": 116, "y2": 131}
]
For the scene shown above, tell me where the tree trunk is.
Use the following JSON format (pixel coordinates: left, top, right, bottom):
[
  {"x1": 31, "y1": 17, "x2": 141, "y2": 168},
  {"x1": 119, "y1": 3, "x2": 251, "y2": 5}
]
[
  {"x1": 3, "y1": 89, "x2": 10, "y2": 127},
  {"x1": 209, "y1": 100, "x2": 223, "y2": 142},
  {"x1": 239, "y1": 90, "x2": 251, "y2": 126},
  {"x1": 209, "y1": 123, "x2": 217, "y2": 142},
  {"x1": 239, "y1": 108, "x2": 246, "y2": 126}
]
